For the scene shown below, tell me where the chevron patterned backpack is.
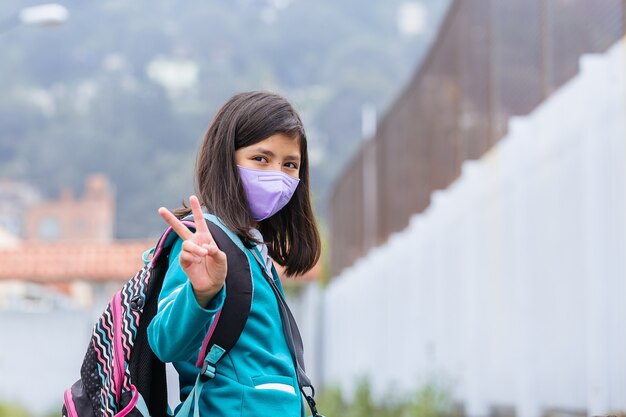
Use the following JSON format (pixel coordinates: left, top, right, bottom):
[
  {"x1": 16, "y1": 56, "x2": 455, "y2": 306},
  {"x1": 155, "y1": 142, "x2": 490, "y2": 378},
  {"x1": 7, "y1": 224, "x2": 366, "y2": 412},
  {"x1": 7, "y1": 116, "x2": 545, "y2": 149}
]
[{"x1": 61, "y1": 218, "x2": 255, "y2": 417}]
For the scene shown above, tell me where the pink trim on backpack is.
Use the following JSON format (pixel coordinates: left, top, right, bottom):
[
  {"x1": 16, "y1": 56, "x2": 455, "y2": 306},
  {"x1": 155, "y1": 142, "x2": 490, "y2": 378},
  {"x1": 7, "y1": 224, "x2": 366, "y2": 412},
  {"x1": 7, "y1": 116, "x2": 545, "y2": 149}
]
[
  {"x1": 150, "y1": 228, "x2": 175, "y2": 266},
  {"x1": 63, "y1": 388, "x2": 78, "y2": 417},
  {"x1": 113, "y1": 385, "x2": 140, "y2": 417},
  {"x1": 112, "y1": 291, "x2": 124, "y2": 403},
  {"x1": 151, "y1": 221, "x2": 196, "y2": 266},
  {"x1": 196, "y1": 308, "x2": 223, "y2": 367}
]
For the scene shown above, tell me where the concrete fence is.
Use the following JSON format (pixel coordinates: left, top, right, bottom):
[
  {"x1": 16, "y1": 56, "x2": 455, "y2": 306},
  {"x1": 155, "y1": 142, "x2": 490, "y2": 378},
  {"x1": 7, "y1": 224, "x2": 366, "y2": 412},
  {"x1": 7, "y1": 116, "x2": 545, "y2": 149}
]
[{"x1": 300, "y1": 40, "x2": 626, "y2": 417}]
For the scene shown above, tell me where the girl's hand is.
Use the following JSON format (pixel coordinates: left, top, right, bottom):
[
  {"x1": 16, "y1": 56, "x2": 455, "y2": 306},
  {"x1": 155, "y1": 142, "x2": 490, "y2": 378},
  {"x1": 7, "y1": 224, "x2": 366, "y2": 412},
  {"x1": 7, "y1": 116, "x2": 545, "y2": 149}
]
[{"x1": 158, "y1": 195, "x2": 227, "y2": 307}]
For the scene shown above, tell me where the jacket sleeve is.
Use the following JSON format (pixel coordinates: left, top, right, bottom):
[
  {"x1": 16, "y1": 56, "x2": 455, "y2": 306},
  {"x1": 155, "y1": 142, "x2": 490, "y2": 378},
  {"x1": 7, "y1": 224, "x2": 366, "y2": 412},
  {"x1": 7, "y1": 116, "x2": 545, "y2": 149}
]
[{"x1": 147, "y1": 237, "x2": 226, "y2": 363}]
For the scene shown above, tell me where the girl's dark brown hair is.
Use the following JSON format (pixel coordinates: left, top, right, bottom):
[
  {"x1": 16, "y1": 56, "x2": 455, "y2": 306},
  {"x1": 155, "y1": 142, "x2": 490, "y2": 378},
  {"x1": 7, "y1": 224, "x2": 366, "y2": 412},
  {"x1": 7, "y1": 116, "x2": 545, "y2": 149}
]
[{"x1": 173, "y1": 91, "x2": 321, "y2": 276}]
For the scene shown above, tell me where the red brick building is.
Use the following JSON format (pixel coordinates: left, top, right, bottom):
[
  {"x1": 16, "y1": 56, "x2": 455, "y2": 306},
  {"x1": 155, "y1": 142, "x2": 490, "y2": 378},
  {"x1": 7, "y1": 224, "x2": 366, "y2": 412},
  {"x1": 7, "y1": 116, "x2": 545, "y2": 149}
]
[
  {"x1": 23, "y1": 174, "x2": 114, "y2": 243},
  {"x1": 0, "y1": 175, "x2": 151, "y2": 307}
]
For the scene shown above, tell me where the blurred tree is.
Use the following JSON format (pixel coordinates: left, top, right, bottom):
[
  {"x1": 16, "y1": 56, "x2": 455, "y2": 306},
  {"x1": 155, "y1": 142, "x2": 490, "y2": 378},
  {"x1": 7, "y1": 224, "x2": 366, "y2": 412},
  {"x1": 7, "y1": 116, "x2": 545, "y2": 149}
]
[
  {"x1": 0, "y1": 401, "x2": 30, "y2": 417},
  {"x1": 0, "y1": 0, "x2": 449, "y2": 238}
]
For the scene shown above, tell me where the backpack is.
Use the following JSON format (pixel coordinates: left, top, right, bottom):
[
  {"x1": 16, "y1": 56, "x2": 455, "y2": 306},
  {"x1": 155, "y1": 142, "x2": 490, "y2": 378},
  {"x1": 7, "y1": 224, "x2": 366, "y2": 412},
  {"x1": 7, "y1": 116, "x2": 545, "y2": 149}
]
[{"x1": 62, "y1": 215, "x2": 322, "y2": 417}]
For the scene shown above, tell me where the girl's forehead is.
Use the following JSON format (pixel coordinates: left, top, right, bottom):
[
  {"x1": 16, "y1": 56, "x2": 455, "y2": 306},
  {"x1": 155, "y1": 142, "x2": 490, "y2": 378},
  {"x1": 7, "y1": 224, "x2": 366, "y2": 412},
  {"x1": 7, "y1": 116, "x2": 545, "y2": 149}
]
[
  {"x1": 245, "y1": 133, "x2": 301, "y2": 154},
  {"x1": 259, "y1": 132, "x2": 300, "y2": 144}
]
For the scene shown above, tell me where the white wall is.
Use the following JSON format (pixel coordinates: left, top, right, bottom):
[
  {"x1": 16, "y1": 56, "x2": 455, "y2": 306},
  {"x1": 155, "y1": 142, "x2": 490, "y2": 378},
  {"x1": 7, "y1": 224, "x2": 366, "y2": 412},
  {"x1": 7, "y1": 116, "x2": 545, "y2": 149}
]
[
  {"x1": 0, "y1": 282, "x2": 122, "y2": 416},
  {"x1": 0, "y1": 309, "x2": 93, "y2": 415},
  {"x1": 306, "y1": 40, "x2": 626, "y2": 417}
]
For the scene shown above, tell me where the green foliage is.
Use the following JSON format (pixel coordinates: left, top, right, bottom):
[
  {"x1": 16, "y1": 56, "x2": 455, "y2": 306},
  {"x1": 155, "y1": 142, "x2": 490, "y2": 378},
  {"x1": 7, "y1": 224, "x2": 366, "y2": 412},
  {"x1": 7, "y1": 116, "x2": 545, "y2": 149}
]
[
  {"x1": 313, "y1": 379, "x2": 454, "y2": 417},
  {"x1": 0, "y1": 401, "x2": 30, "y2": 417},
  {"x1": 0, "y1": 400, "x2": 63, "y2": 417},
  {"x1": 344, "y1": 380, "x2": 379, "y2": 417},
  {"x1": 0, "y1": 0, "x2": 451, "y2": 238},
  {"x1": 314, "y1": 386, "x2": 346, "y2": 417},
  {"x1": 407, "y1": 383, "x2": 453, "y2": 417}
]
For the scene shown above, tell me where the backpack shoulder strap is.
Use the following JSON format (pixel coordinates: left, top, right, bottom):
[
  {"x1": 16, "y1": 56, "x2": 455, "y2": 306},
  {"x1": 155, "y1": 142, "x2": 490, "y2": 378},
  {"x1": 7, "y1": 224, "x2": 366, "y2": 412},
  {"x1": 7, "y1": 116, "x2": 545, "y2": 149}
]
[{"x1": 180, "y1": 214, "x2": 254, "y2": 371}]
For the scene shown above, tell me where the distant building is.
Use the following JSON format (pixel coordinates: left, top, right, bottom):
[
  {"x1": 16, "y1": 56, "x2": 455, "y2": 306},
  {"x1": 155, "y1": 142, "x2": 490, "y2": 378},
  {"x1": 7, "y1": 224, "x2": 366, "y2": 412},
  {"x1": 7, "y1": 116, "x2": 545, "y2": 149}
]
[
  {"x1": 24, "y1": 174, "x2": 114, "y2": 243},
  {"x1": 0, "y1": 174, "x2": 149, "y2": 309}
]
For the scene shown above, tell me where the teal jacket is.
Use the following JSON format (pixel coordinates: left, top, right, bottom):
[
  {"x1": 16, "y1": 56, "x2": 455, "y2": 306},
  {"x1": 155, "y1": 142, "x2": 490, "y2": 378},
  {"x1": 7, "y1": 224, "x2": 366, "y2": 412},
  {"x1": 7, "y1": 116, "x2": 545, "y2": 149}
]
[{"x1": 147, "y1": 215, "x2": 304, "y2": 417}]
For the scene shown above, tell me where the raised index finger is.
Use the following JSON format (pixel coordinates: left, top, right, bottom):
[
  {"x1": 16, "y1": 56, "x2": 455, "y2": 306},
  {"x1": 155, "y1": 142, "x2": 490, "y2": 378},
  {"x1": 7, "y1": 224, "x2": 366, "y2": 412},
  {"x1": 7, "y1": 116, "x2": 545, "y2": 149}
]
[
  {"x1": 158, "y1": 206, "x2": 194, "y2": 241},
  {"x1": 189, "y1": 195, "x2": 212, "y2": 237}
]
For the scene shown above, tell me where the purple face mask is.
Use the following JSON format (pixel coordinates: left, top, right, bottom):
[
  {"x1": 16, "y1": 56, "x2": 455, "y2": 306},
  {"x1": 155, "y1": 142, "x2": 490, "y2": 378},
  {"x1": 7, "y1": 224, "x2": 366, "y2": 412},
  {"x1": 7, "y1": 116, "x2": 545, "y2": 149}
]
[{"x1": 237, "y1": 165, "x2": 300, "y2": 221}]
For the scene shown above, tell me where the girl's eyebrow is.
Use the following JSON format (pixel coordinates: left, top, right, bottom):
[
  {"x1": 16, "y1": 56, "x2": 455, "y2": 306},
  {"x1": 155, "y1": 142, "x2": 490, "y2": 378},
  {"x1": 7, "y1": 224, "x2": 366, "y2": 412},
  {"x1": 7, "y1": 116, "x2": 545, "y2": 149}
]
[
  {"x1": 284, "y1": 154, "x2": 301, "y2": 162},
  {"x1": 250, "y1": 147, "x2": 301, "y2": 162},
  {"x1": 251, "y1": 147, "x2": 274, "y2": 156}
]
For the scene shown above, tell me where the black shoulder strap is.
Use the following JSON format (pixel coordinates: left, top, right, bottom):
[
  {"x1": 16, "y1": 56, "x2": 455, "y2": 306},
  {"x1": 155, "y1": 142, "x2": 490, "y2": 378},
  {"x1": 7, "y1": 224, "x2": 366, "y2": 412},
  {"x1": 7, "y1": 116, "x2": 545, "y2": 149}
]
[
  {"x1": 178, "y1": 217, "x2": 253, "y2": 369},
  {"x1": 197, "y1": 220, "x2": 253, "y2": 364}
]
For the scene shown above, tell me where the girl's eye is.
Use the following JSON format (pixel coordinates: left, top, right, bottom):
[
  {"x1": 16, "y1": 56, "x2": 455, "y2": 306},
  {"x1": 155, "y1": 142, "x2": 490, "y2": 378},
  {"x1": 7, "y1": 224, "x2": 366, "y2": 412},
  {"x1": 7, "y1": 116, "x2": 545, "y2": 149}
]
[
  {"x1": 285, "y1": 162, "x2": 298, "y2": 169},
  {"x1": 252, "y1": 156, "x2": 268, "y2": 163}
]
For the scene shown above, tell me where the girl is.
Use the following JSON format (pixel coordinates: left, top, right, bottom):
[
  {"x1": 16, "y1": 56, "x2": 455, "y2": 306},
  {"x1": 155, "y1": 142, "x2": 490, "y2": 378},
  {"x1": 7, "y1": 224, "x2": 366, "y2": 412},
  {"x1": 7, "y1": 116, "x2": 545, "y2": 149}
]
[{"x1": 147, "y1": 91, "x2": 322, "y2": 417}]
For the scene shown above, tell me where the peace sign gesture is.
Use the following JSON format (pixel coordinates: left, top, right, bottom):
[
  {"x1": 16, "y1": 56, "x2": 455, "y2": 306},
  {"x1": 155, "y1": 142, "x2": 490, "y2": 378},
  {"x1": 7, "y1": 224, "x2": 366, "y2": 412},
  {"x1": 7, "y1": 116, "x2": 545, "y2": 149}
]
[{"x1": 158, "y1": 195, "x2": 227, "y2": 307}]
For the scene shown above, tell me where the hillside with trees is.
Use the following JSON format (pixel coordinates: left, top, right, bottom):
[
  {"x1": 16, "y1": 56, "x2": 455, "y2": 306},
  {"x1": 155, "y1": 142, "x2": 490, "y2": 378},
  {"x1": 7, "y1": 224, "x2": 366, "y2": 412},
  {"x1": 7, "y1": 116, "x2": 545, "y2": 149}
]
[{"x1": 0, "y1": 0, "x2": 450, "y2": 238}]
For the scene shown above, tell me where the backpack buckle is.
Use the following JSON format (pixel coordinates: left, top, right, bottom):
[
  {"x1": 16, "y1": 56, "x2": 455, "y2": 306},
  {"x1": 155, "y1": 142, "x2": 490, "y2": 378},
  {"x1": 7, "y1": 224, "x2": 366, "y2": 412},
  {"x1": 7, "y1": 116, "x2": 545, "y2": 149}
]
[
  {"x1": 199, "y1": 345, "x2": 226, "y2": 381},
  {"x1": 201, "y1": 362, "x2": 216, "y2": 379}
]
